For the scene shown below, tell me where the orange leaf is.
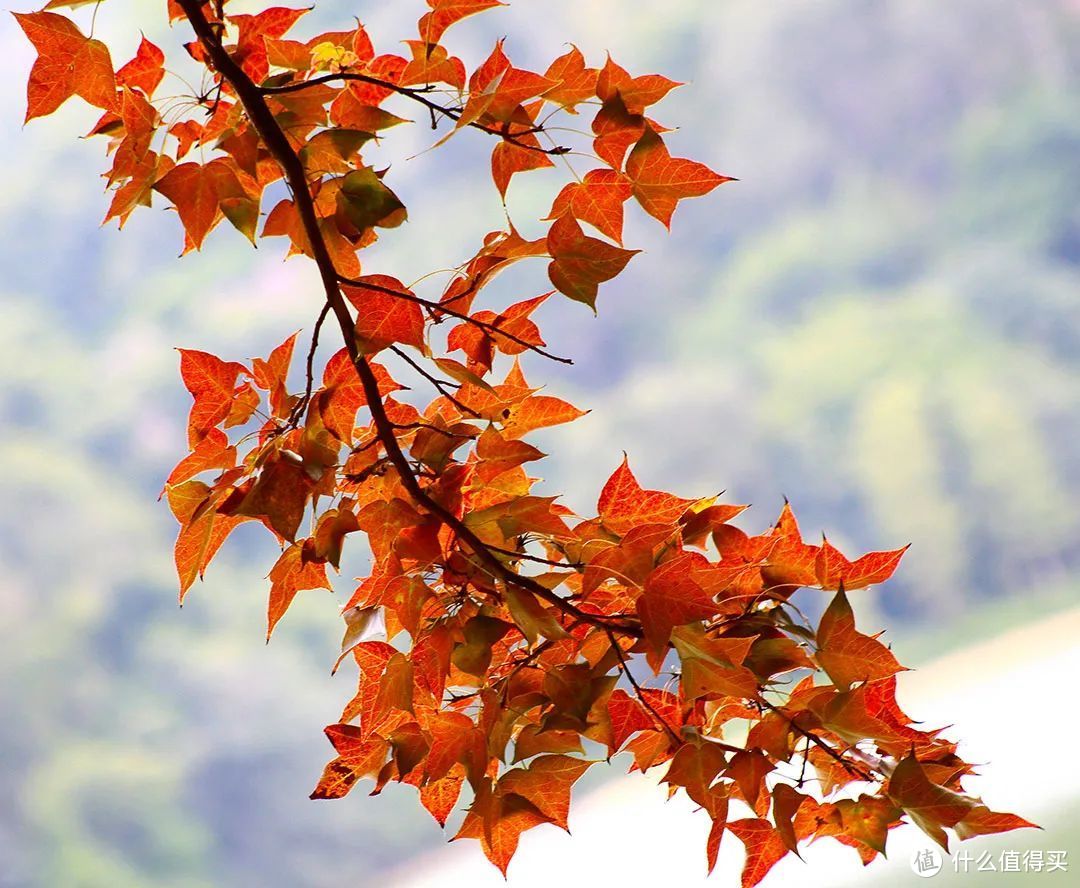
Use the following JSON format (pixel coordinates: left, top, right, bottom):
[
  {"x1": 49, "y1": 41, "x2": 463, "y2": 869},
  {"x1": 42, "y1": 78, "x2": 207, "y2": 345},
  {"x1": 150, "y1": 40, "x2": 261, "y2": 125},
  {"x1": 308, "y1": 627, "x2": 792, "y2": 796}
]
[
  {"x1": 318, "y1": 348, "x2": 400, "y2": 442},
  {"x1": 498, "y1": 754, "x2": 591, "y2": 831},
  {"x1": 887, "y1": 753, "x2": 974, "y2": 850},
  {"x1": 165, "y1": 427, "x2": 236, "y2": 487},
  {"x1": 596, "y1": 56, "x2": 681, "y2": 115},
  {"x1": 606, "y1": 689, "x2": 655, "y2": 753},
  {"x1": 815, "y1": 536, "x2": 910, "y2": 591},
  {"x1": 625, "y1": 127, "x2": 733, "y2": 228},
  {"x1": 252, "y1": 331, "x2": 297, "y2": 419},
  {"x1": 234, "y1": 455, "x2": 315, "y2": 542},
  {"x1": 954, "y1": 805, "x2": 1039, "y2": 840},
  {"x1": 15, "y1": 11, "x2": 118, "y2": 122},
  {"x1": 420, "y1": 765, "x2": 466, "y2": 827},
  {"x1": 816, "y1": 588, "x2": 906, "y2": 691},
  {"x1": 637, "y1": 554, "x2": 720, "y2": 661},
  {"x1": 178, "y1": 349, "x2": 248, "y2": 448},
  {"x1": 542, "y1": 46, "x2": 598, "y2": 111},
  {"x1": 547, "y1": 213, "x2": 638, "y2": 308},
  {"x1": 116, "y1": 36, "x2": 165, "y2": 98},
  {"x1": 491, "y1": 135, "x2": 555, "y2": 198},
  {"x1": 266, "y1": 545, "x2": 332, "y2": 640},
  {"x1": 154, "y1": 158, "x2": 256, "y2": 250},
  {"x1": 548, "y1": 169, "x2": 633, "y2": 244},
  {"x1": 344, "y1": 275, "x2": 426, "y2": 354},
  {"x1": 168, "y1": 481, "x2": 244, "y2": 602},
  {"x1": 729, "y1": 818, "x2": 791, "y2": 888},
  {"x1": 597, "y1": 456, "x2": 694, "y2": 536},
  {"x1": 453, "y1": 781, "x2": 549, "y2": 877},
  {"x1": 418, "y1": 0, "x2": 506, "y2": 45}
]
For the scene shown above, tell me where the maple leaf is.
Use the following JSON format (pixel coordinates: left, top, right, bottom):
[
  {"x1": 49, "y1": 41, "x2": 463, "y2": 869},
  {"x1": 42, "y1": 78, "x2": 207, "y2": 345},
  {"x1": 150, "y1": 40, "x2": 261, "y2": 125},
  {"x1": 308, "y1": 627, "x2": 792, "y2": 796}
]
[
  {"x1": 177, "y1": 349, "x2": 249, "y2": 448},
  {"x1": 730, "y1": 818, "x2": 791, "y2": 888},
  {"x1": 815, "y1": 536, "x2": 910, "y2": 591},
  {"x1": 234, "y1": 454, "x2": 316, "y2": 542},
  {"x1": 252, "y1": 331, "x2": 297, "y2": 419},
  {"x1": 498, "y1": 754, "x2": 592, "y2": 831},
  {"x1": 760, "y1": 501, "x2": 820, "y2": 592},
  {"x1": 167, "y1": 481, "x2": 245, "y2": 602},
  {"x1": 418, "y1": 0, "x2": 506, "y2": 45},
  {"x1": 542, "y1": 46, "x2": 599, "y2": 111},
  {"x1": 815, "y1": 587, "x2": 906, "y2": 691},
  {"x1": 420, "y1": 766, "x2": 466, "y2": 827},
  {"x1": 886, "y1": 753, "x2": 975, "y2": 850},
  {"x1": 606, "y1": 688, "x2": 655, "y2": 753},
  {"x1": 671, "y1": 623, "x2": 760, "y2": 700},
  {"x1": 266, "y1": 545, "x2": 332, "y2": 639},
  {"x1": 598, "y1": 456, "x2": 695, "y2": 536},
  {"x1": 834, "y1": 795, "x2": 902, "y2": 856},
  {"x1": 400, "y1": 40, "x2": 466, "y2": 90},
  {"x1": 548, "y1": 169, "x2": 634, "y2": 244},
  {"x1": 116, "y1": 36, "x2": 165, "y2": 98},
  {"x1": 14, "y1": 11, "x2": 118, "y2": 122},
  {"x1": 318, "y1": 348, "x2": 399, "y2": 442},
  {"x1": 165, "y1": 427, "x2": 236, "y2": 488},
  {"x1": 724, "y1": 748, "x2": 775, "y2": 813},
  {"x1": 954, "y1": 805, "x2": 1039, "y2": 840},
  {"x1": 592, "y1": 92, "x2": 646, "y2": 171},
  {"x1": 663, "y1": 740, "x2": 728, "y2": 816},
  {"x1": 229, "y1": 5, "x2": 310, "y2": 82},
  {"x1": 154, "y1": 159, "x2": 258, "y2": 250},
  {"x1": 638, "y1": 555, "x2": 721, "y2": 663},
  {"x1": 344, "y1": 276, "x2": 426, "y2": 354},
  {"x1": 311, "y1": 725, "x2": 389, "y2": 799},
  {"x1": 491, "y1": 135, "x2": 555, "y2": 199},
  {"x1": 596, "y1": 55, "x2": 681, "y2": 116},
  {"x1": 547, "y1": 213, "x2": 639, "y2": 308},
  {"x1": 336, "y1": 167, "x2": 408, "y2": 232},
  {"x1": 626, "y1": 127, "x2": 734, "y2": 228},
  {"x1": 454, "y1": 781, "x2": 549, "y2": 877}
]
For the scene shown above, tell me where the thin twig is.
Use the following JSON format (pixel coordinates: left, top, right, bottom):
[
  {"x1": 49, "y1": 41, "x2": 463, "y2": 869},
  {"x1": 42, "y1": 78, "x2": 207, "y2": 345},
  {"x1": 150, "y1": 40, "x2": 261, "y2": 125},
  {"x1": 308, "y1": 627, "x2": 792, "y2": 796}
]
[
  {"x1": 388, "y1": 345, "x2": 481, "y2": 418},
  {"x1": 286, "y1": 301, "x2": 331, "y2": 428},
  {"x1": 758, "y1": 699, "x2": 877, "y2": 782},
  {"x1": 340, "y1": 273, "x2": 572, "y2": 365},
  {"x1": 259, "y1": 72, "x2": 569, "y2": 155}
]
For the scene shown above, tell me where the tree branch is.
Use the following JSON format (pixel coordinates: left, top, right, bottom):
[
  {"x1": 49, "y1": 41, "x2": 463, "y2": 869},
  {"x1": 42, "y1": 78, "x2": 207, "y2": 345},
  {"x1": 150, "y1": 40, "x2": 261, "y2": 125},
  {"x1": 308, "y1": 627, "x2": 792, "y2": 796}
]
[{"x1": 177, "y1": 0, "x2": 638, "y2": 639}]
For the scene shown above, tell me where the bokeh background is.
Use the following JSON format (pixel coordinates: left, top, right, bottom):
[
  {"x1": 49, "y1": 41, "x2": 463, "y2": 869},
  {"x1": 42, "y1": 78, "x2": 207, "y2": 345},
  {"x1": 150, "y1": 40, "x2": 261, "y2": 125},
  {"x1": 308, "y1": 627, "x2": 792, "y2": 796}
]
[{"x1": 1, "y1": 1, "x2": 1078, "y2": 885}]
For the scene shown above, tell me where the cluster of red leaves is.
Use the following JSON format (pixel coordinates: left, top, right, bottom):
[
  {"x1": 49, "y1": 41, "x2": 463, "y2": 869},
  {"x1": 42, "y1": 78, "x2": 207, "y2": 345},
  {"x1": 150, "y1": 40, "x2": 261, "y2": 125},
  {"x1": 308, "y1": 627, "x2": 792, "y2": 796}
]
[{"x1": 16, "y1": 1, "x2": 1034, "y2": 883}]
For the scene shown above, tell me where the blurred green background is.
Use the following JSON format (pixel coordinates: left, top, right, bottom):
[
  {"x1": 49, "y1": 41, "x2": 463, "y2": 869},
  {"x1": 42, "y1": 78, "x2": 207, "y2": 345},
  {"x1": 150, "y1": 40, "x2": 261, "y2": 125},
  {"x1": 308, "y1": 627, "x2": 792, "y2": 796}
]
[{"x1": 1, "y1": 0, "x2": 1077, "y2": 885}]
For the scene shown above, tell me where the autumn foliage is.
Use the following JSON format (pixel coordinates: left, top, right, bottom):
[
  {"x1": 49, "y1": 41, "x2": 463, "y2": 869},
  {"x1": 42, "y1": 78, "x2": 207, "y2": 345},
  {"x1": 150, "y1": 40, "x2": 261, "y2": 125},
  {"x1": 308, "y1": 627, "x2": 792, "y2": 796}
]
[{"x1": 16, "y1": 1, "x2": 1035, "y2": 883}]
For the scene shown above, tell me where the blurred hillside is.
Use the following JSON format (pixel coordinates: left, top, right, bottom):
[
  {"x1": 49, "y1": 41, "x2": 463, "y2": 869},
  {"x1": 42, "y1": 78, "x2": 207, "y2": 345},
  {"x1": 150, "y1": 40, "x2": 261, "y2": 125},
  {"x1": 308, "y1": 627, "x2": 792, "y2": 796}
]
[{"x1": 0, "y1": 0, "x2": 1077, "y2": 885}]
